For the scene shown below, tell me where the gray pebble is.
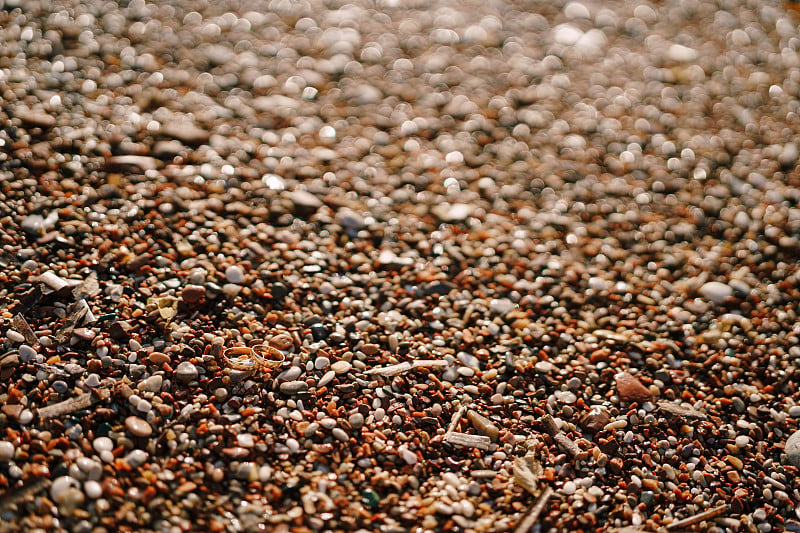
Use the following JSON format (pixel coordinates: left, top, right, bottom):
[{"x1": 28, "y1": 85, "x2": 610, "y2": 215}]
[
  {"x1": 280, "y1": 380, "x2": 308, "y2": 394},
  {"x1": 784, "y1": 430, "x2": 800, "y2": 466},
  {"x1": 175, "y1": 361, "x2": 198, "y2": 382}
]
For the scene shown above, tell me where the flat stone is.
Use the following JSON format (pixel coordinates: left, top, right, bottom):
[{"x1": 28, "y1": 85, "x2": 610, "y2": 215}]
[
  {"x1": 332, "y1": 361, "x2": 352, "y2": 374},
  {"x1": 699, "y1": 281, "x2": 733, "y2": 304},
  {"x1": 17, "y1": 109, "x2": 56, "y2": 128},
  {"x1": 160, "y1": 122, "x2": 210, "y2": 145},
  {"x1": 432, "y1": 203, "x2": 474, "y2": 222},
  {"x1": 289, "y1": 190, "x2": 322, "y2": 212},
  {"x1": 104, "y1": 155, "x2": 162, "y2": 173},
  {"x1": 280, "y1": 380, "x2": 308, "y2": 394},
  {"x1": 581, "y1": 407, "x2": 611, "y2": 433},
  {"x1": 175, "y1": 361, "x2": 198, "y2": 382},
  {"x1": 0, "y1": 441, "x2": 15, "y2": 461},
  {"x1": 181, "y1": 285, "x2": 206, "y2": 303},
  {"x1": 125, "y1": 416, "x2": 152, "y2": 437},
  {"x1": 615, "y1": 372, "x2": 652, "y2": 403},
  {"x1": 148, "y1": 351, "x2": 171, "y2": 365}
]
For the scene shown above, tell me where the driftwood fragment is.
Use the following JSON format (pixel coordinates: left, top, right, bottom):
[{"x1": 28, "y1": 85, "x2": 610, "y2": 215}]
[
  {"x1": 666, "y1": 504, "x2": 728, "y2": 531},
  {"x1": 38, "y1": 385, "x2": 112, "y2": 420},
  {"x1": 657, "y1": 401, "x2": 707, "y2": 420},
  {"x1": 444, "y1": 432, "x2": 491, "y2": 450},
  {"x1": 541, "y1": 415, "x2": 582, "y2": 459},
  {"x1": 514, "y1": 486, "x2": 553, "y2": 533},
  {"x1": 365, "y1": 359, "x2": 448, "y2": 377}
]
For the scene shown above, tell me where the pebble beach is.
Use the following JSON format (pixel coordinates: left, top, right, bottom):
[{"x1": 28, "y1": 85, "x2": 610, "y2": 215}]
[{"x1": 2, "y1": 0, "x2": 800, "y2": 531}]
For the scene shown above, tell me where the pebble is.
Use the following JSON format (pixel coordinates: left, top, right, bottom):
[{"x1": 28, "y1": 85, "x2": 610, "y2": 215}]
[
  {"x1": 6, "y1": 329, "x2": 24, "y2": 343},
  {"x1": 125, "y1": 416, "x2": 153, "y2": 437},
  {"x1": 18, "y1": 344, "x2": 37, "y2": 362},
  {"x1": 0, "y1": 441, "x2": 15, "y2": 461},
  {"x1": 318, "y1": 370, "x2": 336, "y2": 387},
  {"x1": 615, "y1": 372, "x2": 652, "y2": 403},
  {"x1": 225, "y1": 265, "x2": 244, "y2": 284},
  {"x1": 51, "y1": 476, "x2": 80, "y2": 503},
  {"x1": 93, "y1": 437, "x2": 113, "y2": 454},
  {"x1": 139, "y1": 375, "x2": 163, "y2": 393},
  {"x1": 349, "y1": 413, "x2": 365, "y2": 429},
  {"x1": 699, "y1": 281, "x2": 734, "y2": 304},
  {"x1": 332, "y1": 361, "x2": 352, "y2": 374},
  {"x1": 237, "y1": 434, "x2": 255, "y2": 448},
  {"x1": 784, "y1": 430, "x2": 800, "y2": 467},
  {"x1": 181, "y1": 284, "x2": 206, "y2": 303},
  {"x1": 489, "y1": 298, "x2": 515, "y2": 314},
  {"x1": 84, "y1": 480, "x2": 102, "y2": 499},
  {"x1": 175, "y1": 361, "x2": 198, "y2": 382},
  {"x1": 332, "y1": 428, "x2": 349, "y2": 442},
  {"x1": 280, "y1": 381, "x2": 308, "y2": 394}
]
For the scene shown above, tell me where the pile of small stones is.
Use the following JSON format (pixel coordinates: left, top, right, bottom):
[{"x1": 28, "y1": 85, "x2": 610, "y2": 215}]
[{"x1": 2, "y1": 0, "x2": 800, "y2": 531}]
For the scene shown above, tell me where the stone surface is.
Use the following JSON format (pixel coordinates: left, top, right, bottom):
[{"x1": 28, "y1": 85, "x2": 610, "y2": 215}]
[{"x1": 615, "y1": 372, "x2": 652, "y2": 403}]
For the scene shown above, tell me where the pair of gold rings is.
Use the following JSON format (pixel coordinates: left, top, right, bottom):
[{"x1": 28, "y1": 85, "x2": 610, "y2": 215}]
[{"x1": 222, "y1": 344, "x2": 285, "y2": 371}]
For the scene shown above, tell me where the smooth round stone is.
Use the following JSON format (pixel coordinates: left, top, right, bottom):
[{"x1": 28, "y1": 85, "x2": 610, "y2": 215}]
[
  {"x1": 175, "y1": 361, "x2": 198, "y2": 382},
  {"x1": 125, "y1": 416, "x2": 152, "y2": 437},
  {"x1": 278, "y1": 366, "x2": 302, "y2": 381},
  {"x1": 489, "y1": 298, "x2": 514, "y2": 314},
  {"x1": 0, "y1": 441, "x2": 15, "y2": 461},
  {"x1": 374, "y1": 408, "x2": 386, "y2": 422},
  {"x1": 93, "y1": 437, "x2": 114, "y2": 454},
  {"x1": 6, "y1": 330, "x2": 24, "y2": 343},
  {"x1": 318, "y1": 370, "x2": 336, "y2": 387},
  {"x1": 784, "y1": 430, "x2": 800, "y2": 466},
  {"x1": 51, "y1": 476, "x2": 80, "y2": 502},
  {"x1": 18, "y1": 345, "x2": 37, "y2": 362},
  {"x1": 788, "y1": 405, "x2": 800, "y2": 417},
  {"x1": 84, "y1": 374, "x2": 101, "y2": 388},
  {"x1": 563, "y1": 480, "x2": 577, "y2": 495},
  {"x1": 225, "y1": 265, "x2": 244, "y2": 284},
  {"x1": 84, "y1": 480, "x2": 102, "y2": 499},
  {"x1": 181, "y1": 284, "x2": 206, "y2": 303},
  {"x1": 349, "y1": 413, "x2": 365, "y2": 429},
  {"x1": 237, "y1": 434, "x2": 255, "y2": 448},
  {"x1": 699, "y1": 281, "x2": 734, "y2": 304},
  {"x1": 332, "y1": 428, "x2": 349, "y2": 442},
  {"x1": 314, "y1": 356, "x2": 330, "y2": 370},
  {"x1": 125, "y1": 450, "x2": 148, "y2": 468},
  {"x1": 280, "y1": 381, "x2": 308, "y2": 394},
  {"x1": 331, "y1": 361, "x2": 352, "y2": 374},
  {"x1": 139, "y1": 375, "x2": 163, "y2": 393}
]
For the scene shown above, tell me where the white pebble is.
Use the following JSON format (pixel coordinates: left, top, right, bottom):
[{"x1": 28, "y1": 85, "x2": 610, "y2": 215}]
[
  {"x1": 84, "y1": 480, "x2": 102, "y2": 499},
  {"x1": 225, "y1": 265, "x2": 244, "y2": 284},
  {"x1": 6, "y1": 330, "x2": 24, "y2": 343},
  {"x1": 562, "y1": 480, "x2": 577, "y2": 495},
  {"x1": 238, "y1": 434, "x2": 255, "y2": 448},
  {"x1": 93, "y1": 437, "x2": 113, "y2": 454},
  {"x1": 0, "y1": 441, "x2": 15, "y2": 461}
]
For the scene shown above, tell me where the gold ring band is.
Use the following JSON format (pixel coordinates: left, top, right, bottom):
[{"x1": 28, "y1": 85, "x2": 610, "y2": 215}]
[
  {"x1": 223, "y1": 346, "x2": 257, "y2": 371},
  {"x1": 251, "y1": 344, "x2": 284, "y2": 369}
]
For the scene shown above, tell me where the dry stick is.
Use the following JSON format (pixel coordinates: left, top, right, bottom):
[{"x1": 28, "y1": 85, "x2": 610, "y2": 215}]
[
  {"x1": 37, "y1": 386, "x2": 112, "y2": 420},
  {"x1": 540, "y1": 415, "x2": 581, "y2": 459},
  {"x1": 446, "y1": 404, "x2": 469, "y2": 435},
  {"x1": 514, "y1": 486, "x2": 554, "y2": 533},
  {"x1": 665, "y1": 504, "x2": 728, "y2": 531}
]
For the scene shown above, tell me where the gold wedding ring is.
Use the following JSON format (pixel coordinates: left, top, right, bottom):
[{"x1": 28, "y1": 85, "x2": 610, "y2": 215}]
[
  {"x1": 223, "y1": 346, "x2": 257, "y2": 371},
  {"x1": 251, "y1": 344, "x2": 284, "y2": 369},
  {"x1": 222, "y1": 344, "x2": 285, "y2": 371}
]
